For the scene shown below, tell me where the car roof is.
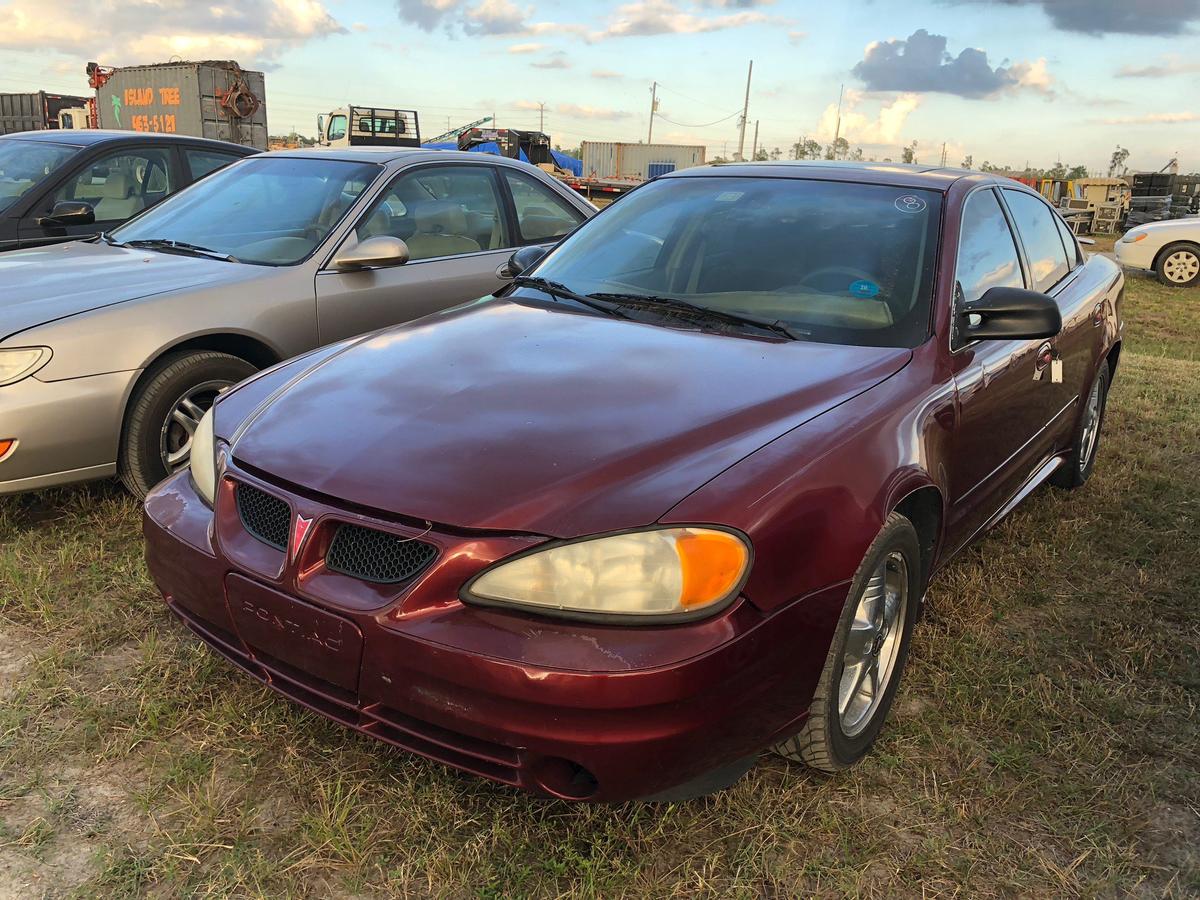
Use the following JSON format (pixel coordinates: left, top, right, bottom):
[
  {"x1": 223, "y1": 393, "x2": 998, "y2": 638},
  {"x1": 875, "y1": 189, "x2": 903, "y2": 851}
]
[
  {"x1": 0, "y1": 129, "x2": 254, "y2": 152},
  {"x1": 267, "y1": 147, "x2": 531, "y2": 168},
  {"x1": 667, "y1": 160, "x2": 997, "y2": 191}
]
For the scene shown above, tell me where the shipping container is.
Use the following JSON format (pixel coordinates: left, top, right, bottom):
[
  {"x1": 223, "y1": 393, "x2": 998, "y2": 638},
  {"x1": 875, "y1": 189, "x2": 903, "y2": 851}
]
[
  {"x1": 1, "y1": 92, "x2": 90, "y2": 134},
  {"x1": 94, "y1": 61, "x2": 267, "y2": 150},
  {"x1": 580, "y1": 142, "x2": 706, "y2": 180}
]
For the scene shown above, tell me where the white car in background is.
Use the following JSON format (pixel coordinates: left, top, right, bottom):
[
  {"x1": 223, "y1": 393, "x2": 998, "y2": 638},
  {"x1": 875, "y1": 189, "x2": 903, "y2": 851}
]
[{"x1": 1115, "y1": 219, "x2": 1200, "y2": 287}]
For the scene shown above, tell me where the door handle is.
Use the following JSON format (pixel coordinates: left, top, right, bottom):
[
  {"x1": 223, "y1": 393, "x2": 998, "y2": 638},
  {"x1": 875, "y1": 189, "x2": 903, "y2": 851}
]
[{"x1": 1034, "y1": 341, "x2": 1054, "y2": 373}]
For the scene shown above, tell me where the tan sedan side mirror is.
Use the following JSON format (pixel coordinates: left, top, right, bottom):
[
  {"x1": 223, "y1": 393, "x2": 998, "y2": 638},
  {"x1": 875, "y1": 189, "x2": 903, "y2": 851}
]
[{"x1": 332, "y1": 235, "x2": 410, "y2": 271}]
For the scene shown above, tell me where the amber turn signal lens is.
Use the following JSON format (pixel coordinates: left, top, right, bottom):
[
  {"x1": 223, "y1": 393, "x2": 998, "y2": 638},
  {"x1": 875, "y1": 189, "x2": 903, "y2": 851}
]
[
  {"x1": 1131, "y1": 233, "x2": 1147, "y2": 242},
  {"x1": 0, "y1": 439, "x2": 15, "y2": 460},
  {"x1": 675, "y1": 530, "x2": 750, "y2": 609}
]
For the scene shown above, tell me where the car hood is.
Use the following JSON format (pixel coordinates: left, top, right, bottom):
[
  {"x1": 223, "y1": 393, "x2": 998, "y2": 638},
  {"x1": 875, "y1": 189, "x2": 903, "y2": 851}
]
[
  {"x1": 0, "y1": 240, "x2": 251, "y2": 342},
  {"x1": 229, "y1": 299, "x2": 912, "y2": 537}
]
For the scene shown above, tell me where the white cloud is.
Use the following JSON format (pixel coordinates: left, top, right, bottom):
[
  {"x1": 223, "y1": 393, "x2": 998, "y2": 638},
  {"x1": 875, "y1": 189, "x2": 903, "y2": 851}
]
[
  {"x1": 591, "y1": 69, "x2": 623, "y2": 79},
  {"x1": 556, "y1": 103, "x2": 632, "y2": 120},
  {"x1": 815, "y1": 90, "x2": 922, "y2": 145},
  {"x1": 1097, "y1": 111, "x2": 1199, "y2": 125},
  {"x1": 1117, "y1": 55, "x2": 1200, "y2": 78},
  {"x1": 531, "y1": 52, "x2": 571, "y2": 69},
  {"x1": 0, "y1": 0, "x2": 343, "y2": 64},
  {"x1": 463, "y1": 0, "x2": 530, "y2": 35},
  {"x1": 507, "y1": 41, "x2": 544, "y2": 53},
  {"x1": 597, "y1": 0, "x2": 771, "y2": 38}
]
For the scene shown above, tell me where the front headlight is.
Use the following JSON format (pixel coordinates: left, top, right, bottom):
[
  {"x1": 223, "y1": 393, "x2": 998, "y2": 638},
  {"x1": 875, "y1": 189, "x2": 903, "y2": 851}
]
[
  {"x1": 0, "y1": 347, "x2": 52, "y2": 386},
  {"x1": 189, "y1": 407, "x2": 218, "y2": 506},
  {"x1": 465, "y1": 527, "x2": 751, "y2": 621}
]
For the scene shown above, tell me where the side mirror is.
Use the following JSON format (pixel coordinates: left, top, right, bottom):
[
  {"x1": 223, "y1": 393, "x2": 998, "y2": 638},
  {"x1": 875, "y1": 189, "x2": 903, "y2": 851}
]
[
  {"x1": 36, "y1": 200, "x2": 95, "y2": 228},
  {"x1": 501, "y1": 244, "x2": 550, "y2": 279},
  {"x1": 331, "y1": 235, "x2": 410, "y2": 271},
  {"x1": 960, "y1": 286, "x2": 1062, "y2": 341},
  {"x1": 316, "y1": 114, "x2": 326, "y2": 141}
]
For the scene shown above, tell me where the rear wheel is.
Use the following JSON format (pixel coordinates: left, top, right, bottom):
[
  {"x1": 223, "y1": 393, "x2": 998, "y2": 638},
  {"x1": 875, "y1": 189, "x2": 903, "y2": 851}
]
[
  {"x1": 1051, "y1": 363, "x2": 1110, "y2": 490},
  {"x1": 119, "y1": 351, "x2": 256, "y2": 498},
  {"x1": 772, "y1": 513, "x2": 921, "y2": 772},
  {"x1": 1155, "y1": 243, "x2": 1200, "y2": 287}
]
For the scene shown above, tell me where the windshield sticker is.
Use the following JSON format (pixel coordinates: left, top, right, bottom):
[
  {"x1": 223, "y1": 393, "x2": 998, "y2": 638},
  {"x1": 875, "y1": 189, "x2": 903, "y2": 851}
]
[
  {"x1": 894, "y1": 194, "x2": 927, "y2": 214},
  {"x1": 849, "y1": 279, "x2": 881, "y2": 299},
  {"x1": 714, "y1": 191, "x2": 744, "y2": 202}
]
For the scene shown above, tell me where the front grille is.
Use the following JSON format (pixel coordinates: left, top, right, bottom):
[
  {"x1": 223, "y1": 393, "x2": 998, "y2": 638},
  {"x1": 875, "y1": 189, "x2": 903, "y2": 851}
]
[
  {"x1": 236, "y1": 483, "x2": 290, "y2": 551},
  {"x1": 325, "y1": 523, "x2": 437, "y2": 584}
]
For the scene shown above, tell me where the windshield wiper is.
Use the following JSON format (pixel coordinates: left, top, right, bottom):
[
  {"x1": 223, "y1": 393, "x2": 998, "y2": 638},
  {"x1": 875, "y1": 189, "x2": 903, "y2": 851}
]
[
  {"x1": 123, "y1": 239, "x2": 238, "y2": 263},
  {"x1": 511, "y1": 276, "x2": 630, "y2": 319},
  {"x1": 588, "y1": 292, "x2": 801, "y2": 341}
]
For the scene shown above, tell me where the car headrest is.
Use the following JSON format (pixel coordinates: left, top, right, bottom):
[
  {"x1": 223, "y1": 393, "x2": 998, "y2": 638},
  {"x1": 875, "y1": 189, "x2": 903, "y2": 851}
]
[
  {"x1": 414, "y1": 200, "x2": 468, "y2": 236},
  {"x1": 92, "y1": 173, "x2": 132, "y2": 198}
]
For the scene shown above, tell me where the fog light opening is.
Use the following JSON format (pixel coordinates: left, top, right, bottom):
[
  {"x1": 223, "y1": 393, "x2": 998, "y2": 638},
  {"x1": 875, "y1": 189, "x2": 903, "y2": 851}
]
[{"x1": 530, "y1": 756, "x2": 599, "y2": 800}]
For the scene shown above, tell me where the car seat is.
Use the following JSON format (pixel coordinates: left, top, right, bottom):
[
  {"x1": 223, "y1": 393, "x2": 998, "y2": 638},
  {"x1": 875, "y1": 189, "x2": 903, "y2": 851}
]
[
  {"x1": 404, "y1": 201, "x2": 481, "y2": 259},
  {"x1": 91, "y1": 173, "x2": 143, "y2": 221}
]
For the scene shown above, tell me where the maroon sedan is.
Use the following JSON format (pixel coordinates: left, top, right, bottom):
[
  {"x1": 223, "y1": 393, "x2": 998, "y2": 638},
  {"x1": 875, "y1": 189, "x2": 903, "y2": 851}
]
[{"x1": 144, "y1": 162, "x2": 1122, "y2": 802}]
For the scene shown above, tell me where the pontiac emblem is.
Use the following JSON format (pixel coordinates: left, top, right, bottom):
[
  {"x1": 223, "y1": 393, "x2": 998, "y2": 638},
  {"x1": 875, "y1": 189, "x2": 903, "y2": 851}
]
[{"x1": 290, "y1": 515, "x2": 313, "y2": 561}]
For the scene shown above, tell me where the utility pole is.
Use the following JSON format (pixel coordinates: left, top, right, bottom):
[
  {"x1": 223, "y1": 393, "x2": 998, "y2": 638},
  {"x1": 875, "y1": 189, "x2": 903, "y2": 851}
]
[
  {"x1": 647, "y1": 81, "x2": 658, "y2": 143},
  {"x1": 940, "y1": 141, "x2": 947, "y2": 166},
  {"x1": 832, "y1": 83, "x2": 844, "y2": 147},
  {"x1": 538, "y1": 102, "x2": 545, "y2": 133},
  {"x1": 736, "y1": 60, "x2": 753, "y2": 161},
  {"x1": 751, "y1": 120, "x2": 760, "y2": 161}
]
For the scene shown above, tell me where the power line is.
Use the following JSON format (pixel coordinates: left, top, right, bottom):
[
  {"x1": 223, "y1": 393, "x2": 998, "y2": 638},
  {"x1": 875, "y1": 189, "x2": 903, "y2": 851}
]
[{"x1": 653, "y1": 108, "x2": 741, "y2": 129}]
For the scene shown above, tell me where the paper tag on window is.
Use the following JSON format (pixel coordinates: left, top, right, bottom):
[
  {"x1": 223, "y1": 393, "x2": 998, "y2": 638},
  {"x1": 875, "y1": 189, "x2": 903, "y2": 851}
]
[{"x1": 1051, "y1": 358, "x2": 1063, "y2": 384}]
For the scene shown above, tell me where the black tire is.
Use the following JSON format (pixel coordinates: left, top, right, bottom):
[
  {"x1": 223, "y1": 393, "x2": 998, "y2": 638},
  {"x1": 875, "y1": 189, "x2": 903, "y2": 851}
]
[
  {"x1": 1051, "y1": 363, "x2": 1110, "y2": 490},
  {"x1": 772, "y1": 512, "x2": 922, "y2": 772},
  {"x1": 119, "y1": 351, "x2": 256, "y2": 498},
  {"x1": 1154, "y1": 242, "x2": 1200, "y2": 288}
]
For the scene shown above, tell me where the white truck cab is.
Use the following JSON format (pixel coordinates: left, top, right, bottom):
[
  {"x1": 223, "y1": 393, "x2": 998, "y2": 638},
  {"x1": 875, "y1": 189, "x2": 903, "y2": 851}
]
[{"x1": 316, "y1": 106, "x2": 421, "y2": 148}]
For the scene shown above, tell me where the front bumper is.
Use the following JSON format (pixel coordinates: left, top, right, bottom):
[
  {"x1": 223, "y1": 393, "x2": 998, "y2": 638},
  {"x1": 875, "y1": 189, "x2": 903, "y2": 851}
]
[
  {"x1": 0, "y1": 369, "x2": 137, "y2": 494},
  {"x1": 1113, "y1": 238, "x2": 1155, "y2": 272},
  {"x1": 144, "y1": 468, "x2": 840, "y2": 802}
]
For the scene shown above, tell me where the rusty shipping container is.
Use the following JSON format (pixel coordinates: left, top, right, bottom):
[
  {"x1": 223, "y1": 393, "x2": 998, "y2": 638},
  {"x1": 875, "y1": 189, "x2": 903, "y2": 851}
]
[
  {"x1": 96, "y1": 62, "x2": 268, "y2": 149},
  {"x1": 580, "y1": 142, "x2": 706, "y2": 180}
]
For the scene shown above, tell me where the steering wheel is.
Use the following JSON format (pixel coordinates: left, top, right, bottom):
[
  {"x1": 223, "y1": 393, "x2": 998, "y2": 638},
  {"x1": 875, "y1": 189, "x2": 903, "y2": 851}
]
[{"x1": 797, "y1": 266, "x2": 876, "y2": 291}]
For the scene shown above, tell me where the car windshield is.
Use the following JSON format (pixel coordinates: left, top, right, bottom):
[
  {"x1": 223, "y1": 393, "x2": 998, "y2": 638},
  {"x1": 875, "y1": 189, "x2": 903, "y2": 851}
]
[
  {"x1": 111, "y1": 156, "x2": 381, "y2": 266},
  {"x1": 529, "y1": 175, "x2": 942, "y2": 348},
  {"x1": 0, "y1": 140, "x2": 81, "y2": 213}
]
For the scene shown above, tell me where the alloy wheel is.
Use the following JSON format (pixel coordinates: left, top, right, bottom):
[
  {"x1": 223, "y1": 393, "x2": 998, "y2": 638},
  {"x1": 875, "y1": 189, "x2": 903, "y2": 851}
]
[
  {"x1": 1078, "y1": 375, "x2": 1104, "y2": 474},
  {"x1": 159, "y1": 380, "x2": 231, "y2": 472},
  {"x1": 839, "y1": 551, "x2": 908, "y2": 737},
  {"x1": 1163, "y1": 250, "x2": 1199, "y2": 284}
]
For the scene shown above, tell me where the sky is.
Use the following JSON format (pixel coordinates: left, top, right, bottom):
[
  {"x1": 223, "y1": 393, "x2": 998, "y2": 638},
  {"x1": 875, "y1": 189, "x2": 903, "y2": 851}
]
[{"x1": 1, "y1": 0, "x2": 1198, "y2": 173}]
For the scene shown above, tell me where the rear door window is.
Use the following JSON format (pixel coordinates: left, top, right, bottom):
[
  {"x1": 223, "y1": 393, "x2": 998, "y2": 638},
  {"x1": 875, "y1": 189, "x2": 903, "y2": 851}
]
[
  {"x1": 1002, "y1": 189, "x2": 1070, "y2": 292},
  {"x1": 502, "y1": 170, "x2": 585, "y2": 243},
  {"x1": 55, "y1": 147, "x2": 175, "y2": 223},
  {"x1": 185, "y1": 148, "x2": 243, "y2": 182}
]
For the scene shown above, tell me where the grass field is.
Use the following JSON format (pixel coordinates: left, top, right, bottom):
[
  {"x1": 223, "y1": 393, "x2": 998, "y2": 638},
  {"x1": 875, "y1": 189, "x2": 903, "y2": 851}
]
[{"x1": 2, "y1": 271, "x2": 1198, "y2": 898}]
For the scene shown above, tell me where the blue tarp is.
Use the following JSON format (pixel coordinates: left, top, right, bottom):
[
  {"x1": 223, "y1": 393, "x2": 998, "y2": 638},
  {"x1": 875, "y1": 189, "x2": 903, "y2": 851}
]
[
  {"x1": 551, "y1": 149, "x2": 583, "y2": 176},
  {"x1": 422, "y1": 140, "x2": 528, "y2": 162},
  {"x1": 424, "y1": 140, "x2": 582, "y2": 174}
]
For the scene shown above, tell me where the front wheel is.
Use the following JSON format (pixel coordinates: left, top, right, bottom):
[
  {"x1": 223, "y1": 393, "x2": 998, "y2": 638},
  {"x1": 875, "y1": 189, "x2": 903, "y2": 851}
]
[
  {"x1": 1051, "y1": 363, "x2": 1110, "y2": 490},
  {"x1": 1155, "y1": 243, "x2": 1200, "y2": 287},
  {"x1": 772, "y1": 512, "x2": 922, "y2": 772},
  {"x1": 119, "y1": 351, "x2": 256, "y2": 498}
]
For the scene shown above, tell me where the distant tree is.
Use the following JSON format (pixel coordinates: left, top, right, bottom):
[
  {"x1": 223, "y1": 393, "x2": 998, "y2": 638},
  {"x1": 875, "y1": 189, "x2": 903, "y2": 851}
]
[
  {"x1": 791, "y1": 138, "x2": 821, "y2": 160},
  {"x1": 825, "y1": 136, "x2": 849, "y2": 160},
  {"x1": 960, "y1": 154, "x2": 974, "y2": 169},
  {"x1": 753, "y1": 148, "x2": 769, "y2": 161},
  {"x1": 710, "y1": 155, "x2": 730, "y2": 164},
  {"x1": 850, "y1": 146, "x2": 864, "y2": 161},
  {"x1": 901, "y1": 141, "x2": 918, "y2": 164},
  {"x1": 1108, "y1": 145, "x2": 1130, "y2": 177},
  {"x1": 1048, "y1": 161, "x2": 1068, "y2": 179},
  {"x1": 1067, "y1": 164, "x2": 1088, "y2": 179},
  {"x1": 770, "y1": 146, "x2": 783, "y2": 160}
]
